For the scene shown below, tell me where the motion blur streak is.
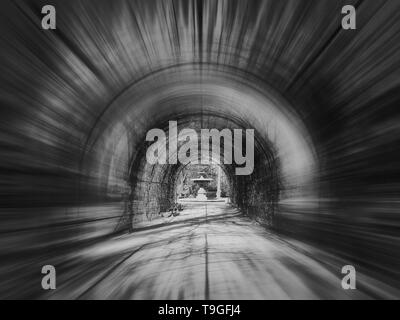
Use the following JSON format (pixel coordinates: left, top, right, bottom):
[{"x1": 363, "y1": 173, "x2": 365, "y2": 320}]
[{"x1": 0, "y1": 0, "x2": 399, "y2": 299}]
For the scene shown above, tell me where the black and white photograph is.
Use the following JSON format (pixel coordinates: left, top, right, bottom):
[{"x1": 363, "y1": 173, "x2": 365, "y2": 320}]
[{"x1": 0, "y1": 0, "x2": 399, "y2": 304}]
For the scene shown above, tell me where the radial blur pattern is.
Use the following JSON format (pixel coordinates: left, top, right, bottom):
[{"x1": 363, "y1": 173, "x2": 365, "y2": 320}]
[{"x1": 0, "y1": 0, "x2": 399, "y2": 299}]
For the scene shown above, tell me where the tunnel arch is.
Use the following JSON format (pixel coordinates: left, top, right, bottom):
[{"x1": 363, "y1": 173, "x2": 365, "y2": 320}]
[
  {"x1": 1, "y1": 0, "x2": 399, "y2": 298},
  {"x1": 79, "y1": 63, "x2": 318, "y2": 231},
  {"x1": 122, "y1": 111, "x2": 280, "y2": 228}
]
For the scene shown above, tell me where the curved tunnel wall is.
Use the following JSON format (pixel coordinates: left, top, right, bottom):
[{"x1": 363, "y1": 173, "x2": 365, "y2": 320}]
[
  {"x1": 81, "y1": 66, "x2": 317, "y2": 230},
  {"x1": 1, "y1": 0, "x2": 400, "y2": 296}
]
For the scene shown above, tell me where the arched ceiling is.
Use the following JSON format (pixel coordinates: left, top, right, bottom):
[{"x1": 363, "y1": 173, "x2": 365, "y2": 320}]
[
  {"x1": 1, "y1": 0, "x2": 400, "y2": 299},
  {"x1": 0, "y1": 0, "x2": 399, "y2": 204},
  {"x1": 84, "y1": 66, "x2": 317, "y2": 194}
]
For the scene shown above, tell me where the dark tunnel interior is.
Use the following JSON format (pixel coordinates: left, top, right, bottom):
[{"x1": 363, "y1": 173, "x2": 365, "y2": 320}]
[{"x1": 0, "y1": 0, "x2": 400, "y2": 299}]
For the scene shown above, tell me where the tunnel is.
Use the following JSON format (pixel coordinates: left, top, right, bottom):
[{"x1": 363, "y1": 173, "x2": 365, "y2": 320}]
[
  {"x1": 0, "y1": 0, "x2": 399, "y2": 299},
  {"x1": 82, "y1": 65, "x2": 315, "y2": 231}
]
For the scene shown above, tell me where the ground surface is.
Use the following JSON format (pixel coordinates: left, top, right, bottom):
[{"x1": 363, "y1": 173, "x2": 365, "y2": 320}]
[{"x1": 47, "y1": 202, "x2": 372, "y2": 299}]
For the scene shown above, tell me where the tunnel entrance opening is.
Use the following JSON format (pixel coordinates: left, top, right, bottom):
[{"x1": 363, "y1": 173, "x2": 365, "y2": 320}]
[
  {"x1": 82, "y1": 65, "x2": 318, "y2": 235},
  {"x1": 175, "y1": 164, "x2": 231, "y2": 201},
  {"x1": 123, "y1": 121, "x2": 282, "y2": 232}
]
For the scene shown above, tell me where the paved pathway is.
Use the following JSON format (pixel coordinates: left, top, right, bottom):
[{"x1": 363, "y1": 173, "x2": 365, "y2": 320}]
[{"x1": 49, "y1": 202, "x2": 370, "y2": 299}]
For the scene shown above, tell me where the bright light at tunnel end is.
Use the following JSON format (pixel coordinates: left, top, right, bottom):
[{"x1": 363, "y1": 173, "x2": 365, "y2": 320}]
[{"x1": 146, "y1": 121, "x2": 255, "y2": 175}]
